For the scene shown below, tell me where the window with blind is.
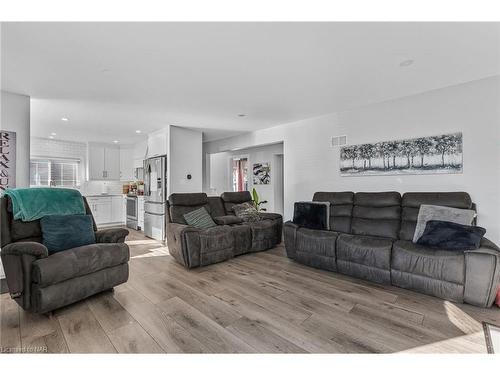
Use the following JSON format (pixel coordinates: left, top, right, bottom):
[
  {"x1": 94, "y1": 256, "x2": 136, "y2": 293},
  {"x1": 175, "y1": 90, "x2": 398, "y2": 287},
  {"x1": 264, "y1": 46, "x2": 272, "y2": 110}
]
[{"x1": 30, "y1": 158, "x2": 81, "y2": 188}]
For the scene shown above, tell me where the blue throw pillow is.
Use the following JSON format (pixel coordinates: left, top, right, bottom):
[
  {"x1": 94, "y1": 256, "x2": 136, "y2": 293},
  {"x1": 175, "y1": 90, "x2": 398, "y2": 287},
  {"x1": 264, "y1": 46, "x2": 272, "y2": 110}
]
[
  {"x1": 40, "y1": 214, "x2": 96, "y2": 254},
  {"x1": 416, "y1": 220, "x2": 486, "y2": 251}
]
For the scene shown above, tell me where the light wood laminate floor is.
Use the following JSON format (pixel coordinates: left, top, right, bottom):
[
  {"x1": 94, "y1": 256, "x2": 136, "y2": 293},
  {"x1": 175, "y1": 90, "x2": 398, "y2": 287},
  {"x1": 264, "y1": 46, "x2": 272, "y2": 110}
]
[{"x1": 1, "y1": 228, "x2": 499, "y2": 353}]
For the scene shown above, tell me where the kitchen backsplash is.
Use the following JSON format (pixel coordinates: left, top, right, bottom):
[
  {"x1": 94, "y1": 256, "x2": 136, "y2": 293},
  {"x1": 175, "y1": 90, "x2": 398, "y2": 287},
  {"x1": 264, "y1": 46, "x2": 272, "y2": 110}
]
[{"x1": 83, "y1": 181, "x2": 124, "y2": 195}]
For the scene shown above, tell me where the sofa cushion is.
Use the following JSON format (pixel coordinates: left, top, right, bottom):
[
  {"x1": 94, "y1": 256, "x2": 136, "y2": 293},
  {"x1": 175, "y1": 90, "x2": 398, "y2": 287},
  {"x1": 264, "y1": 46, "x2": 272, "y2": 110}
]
[
  {"x1": 32, "y1": 242, "x2": 129, "y2": 287},
  {"x1": 413, "y1": 205, "x2": 476, "y2": 242},
  {"x1": 295, "y1": 227, "x2": 338, "y2": 271},
  {"x1": 213, "y1": 215, "x2": 244, "y2": 225},
  {"x1": 417, "y1": 220, "x2": 486, "y2": 251},
  {"x1": 183, "y1": 207, "x2": 217, "y2": 229},
  {"x1": 40, "y1": 214, "x2": 96, "y2": 254},
  {"x1": 400, "y1": 192, "x2": 473, "y2": 241},
  {"x1": 391, "y1": 240, "x2": 465, "y2": 285},
  {"x1": 247, "y1": 220, "x2": 277, "y2": 251},
  {"x1": 207, "y1": 196, "x2": 226, "y2": 218},
  {"x1": 313, "y1": 191, "x2": 354, "y2": 233},
  {"x1": 337, "y1": 233, "x2": 393, "y2": 271},
  {"x1": 351, "y1": 192, "x2": 401, "y2": 239},
  {"x1": 220, "y1": 191, "x2": 252, "y2": 214},
  {"x1": 198, "y1": 225, "x2": 235, "y2": 265}
]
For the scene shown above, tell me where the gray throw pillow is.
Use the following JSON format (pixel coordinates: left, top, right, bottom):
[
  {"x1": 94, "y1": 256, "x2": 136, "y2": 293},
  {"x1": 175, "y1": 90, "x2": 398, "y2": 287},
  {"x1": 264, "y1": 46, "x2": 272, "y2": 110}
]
[
  {"x1": 413, "y1": 204, "x2": 476, "y2": 243},
  {"x1": 233, "y1": 202, "x2": 261, "y2": 222},
  {"x1": 183, "y1": 207, "x2": 217, "y2": 229}
]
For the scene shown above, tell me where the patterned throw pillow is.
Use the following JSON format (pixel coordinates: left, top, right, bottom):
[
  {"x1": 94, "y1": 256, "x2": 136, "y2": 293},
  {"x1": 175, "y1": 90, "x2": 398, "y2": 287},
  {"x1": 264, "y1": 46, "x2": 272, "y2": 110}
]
[
  {"x1": 232, "y1": 202, "x2": 261, "y2": 222},
  {"x1": 183, "y1": 207, "x2": 217, "y2": 229}
]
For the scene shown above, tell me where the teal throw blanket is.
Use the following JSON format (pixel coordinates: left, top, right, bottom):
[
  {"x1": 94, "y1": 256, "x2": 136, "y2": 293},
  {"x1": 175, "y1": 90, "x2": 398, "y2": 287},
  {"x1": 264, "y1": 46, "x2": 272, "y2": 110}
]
[{"x1": 3, "y1": 188, "x2": 86, "y2": 222}]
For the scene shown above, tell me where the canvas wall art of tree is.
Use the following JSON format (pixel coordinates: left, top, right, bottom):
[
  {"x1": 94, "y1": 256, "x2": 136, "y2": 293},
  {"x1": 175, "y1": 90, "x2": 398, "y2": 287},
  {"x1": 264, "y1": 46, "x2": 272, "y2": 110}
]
[
  {"x1": 340, "y1": 132, "x2": 463, "y2": 176},
  {"x1": 253, "y1": 162, "x2": 271, "y2": 184}
]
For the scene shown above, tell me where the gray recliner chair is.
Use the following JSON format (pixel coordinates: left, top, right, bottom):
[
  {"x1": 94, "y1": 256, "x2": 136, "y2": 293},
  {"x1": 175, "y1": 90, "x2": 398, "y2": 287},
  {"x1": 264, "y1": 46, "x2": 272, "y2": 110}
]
[{"x1": 0, "y1": 196, "x2": 130, "y2": 313}]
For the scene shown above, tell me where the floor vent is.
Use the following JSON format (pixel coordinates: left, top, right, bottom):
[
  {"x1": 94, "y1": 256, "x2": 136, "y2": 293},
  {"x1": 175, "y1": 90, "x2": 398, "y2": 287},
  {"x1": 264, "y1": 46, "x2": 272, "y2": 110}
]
[{"x1": 331, "y1": 135, "x2": 347, "y2": 147}]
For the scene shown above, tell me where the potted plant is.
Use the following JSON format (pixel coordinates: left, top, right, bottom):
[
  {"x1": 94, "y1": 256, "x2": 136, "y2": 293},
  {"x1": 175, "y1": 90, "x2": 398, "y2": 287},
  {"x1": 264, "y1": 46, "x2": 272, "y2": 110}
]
[{"x1": 252, "y1": 187, "x2": 268, "y2": 212}]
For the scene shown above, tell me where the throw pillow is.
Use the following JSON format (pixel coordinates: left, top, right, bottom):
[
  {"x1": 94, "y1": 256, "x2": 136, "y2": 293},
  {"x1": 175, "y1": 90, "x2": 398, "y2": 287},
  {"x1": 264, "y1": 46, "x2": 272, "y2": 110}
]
[
  {"x1": 40, "y1": 214, "x2": 96, "y2": 254},
  {"x1": 416, "y1": 220, "x2": 486, "y2": 251},
  {"x1": 413, "y1": 204, "x2": 476, "y2": 243},
  {"x1": 232, "y1": 202, "x2": 261, "y2": 222},
  {"x1": 293, "y1": 201, "x2": 330, "y2": 230},
  {"x1": 183, "y1": 207, "x2": 217, "y2": 229}
]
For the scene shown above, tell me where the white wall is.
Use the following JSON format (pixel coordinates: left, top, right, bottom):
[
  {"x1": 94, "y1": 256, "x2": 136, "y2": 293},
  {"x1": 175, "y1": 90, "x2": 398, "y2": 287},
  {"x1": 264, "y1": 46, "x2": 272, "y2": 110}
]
[
  {"x1": 204, "y1": 77, "x2": 500, "y2": 243},
  {"x1": 169, "y1": 125, "x2": 203, "y2": 194},
  {"x1": 206, "y1": 143, "x2": 284, "y2": 213},
  {"x1": 0, "y1": 91, "x2": 30, "y2": 188}
]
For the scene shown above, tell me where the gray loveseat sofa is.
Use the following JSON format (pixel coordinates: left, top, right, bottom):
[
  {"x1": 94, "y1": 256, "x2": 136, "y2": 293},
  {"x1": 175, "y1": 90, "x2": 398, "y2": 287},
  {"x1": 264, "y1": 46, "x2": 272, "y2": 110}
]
[
  {"x1": 0, "y1": 196, "x2": 130, "y2": 313},
  {"x1": 284, "y1": 191, "x2": 500, "y2": 307},
  {"x1": 166, "y1": 191, "x2": 282, "y2": 268}
]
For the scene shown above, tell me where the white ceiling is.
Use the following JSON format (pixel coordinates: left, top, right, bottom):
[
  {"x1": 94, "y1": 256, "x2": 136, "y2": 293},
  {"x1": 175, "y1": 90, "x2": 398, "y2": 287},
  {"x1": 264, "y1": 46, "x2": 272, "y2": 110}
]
[{"x1": 1, "y1": 22, "x2": 499, "y2": 144}]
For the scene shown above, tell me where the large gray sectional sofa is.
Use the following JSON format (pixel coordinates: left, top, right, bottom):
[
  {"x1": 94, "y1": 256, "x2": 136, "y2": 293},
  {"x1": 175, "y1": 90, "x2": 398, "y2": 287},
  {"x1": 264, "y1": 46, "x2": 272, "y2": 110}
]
[
  {"x1": 0, "y1": 196, "x2": 130, "y2": 313},
  {"x1": 284, "y1": 191, "x2": 500, "y2": 307},
  {"x1": 166, "y1": 191, "x2": 282, "y2": 268}
]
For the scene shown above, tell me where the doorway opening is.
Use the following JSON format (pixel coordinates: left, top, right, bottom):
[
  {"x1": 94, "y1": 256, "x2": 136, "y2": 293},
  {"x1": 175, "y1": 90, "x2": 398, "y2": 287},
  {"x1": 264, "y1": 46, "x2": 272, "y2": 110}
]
[{"x1": 231, "y1": 157, "x2": 248, "y2": 192}]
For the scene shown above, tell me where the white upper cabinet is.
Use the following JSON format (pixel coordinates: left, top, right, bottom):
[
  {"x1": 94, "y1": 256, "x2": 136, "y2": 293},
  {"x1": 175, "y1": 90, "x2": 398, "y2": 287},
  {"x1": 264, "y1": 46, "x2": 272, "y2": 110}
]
[
  {"x1": 147, "y1": 128, "x2": 168, "y2": 158},
  {"x1": 88, "y1": 142, "x2": 121, "y2": 180},
  {"x1": 120, "y1": 146, "x2": 135, "y2": 181},
  {"x1": 88, "y1": 143, "x2": 106, "y2": 180}
]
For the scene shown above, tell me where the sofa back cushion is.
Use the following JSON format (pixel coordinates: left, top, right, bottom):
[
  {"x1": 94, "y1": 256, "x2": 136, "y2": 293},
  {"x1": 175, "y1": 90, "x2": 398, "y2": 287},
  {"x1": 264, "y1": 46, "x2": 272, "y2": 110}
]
[
  {"x1": 351, "y1": 192, "x2": 401, "y2": 239},
  {"x1": 220, "y1": 191, "x2": 253, "y2": 215},
  {"x1": 400, "y1": 192, "x2": 473, "y2": 241},
  {"x1": 313, "y1": 192, "x2": 354, "y2": 233},
  {"x1": 0, "y1": 196, "x2": 97, "y2": 247},
  {"x1": 168, "y1": 193, "x2": 211, "y2": 225},
  {"x1": 207, "y1": 196, "x2": 226, "y2": 218}
]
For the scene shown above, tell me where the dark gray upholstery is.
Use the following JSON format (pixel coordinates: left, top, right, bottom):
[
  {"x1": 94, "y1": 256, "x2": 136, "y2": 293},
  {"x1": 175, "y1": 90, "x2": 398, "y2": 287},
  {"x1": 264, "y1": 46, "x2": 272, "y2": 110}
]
[
  {"x1": 0, "y1": 196, "x2": 129, "y2": 313},
  {"x1": 351, "y1": 192, "x2": 401, "y2": 239},
  {"x1": 400, "y1": 192, "x2": 473, "y2": 241},
  {"x1": 295, "y1": 227, "x2": 338, "y2": 271},
  {"x1": 284, "y1": 190, "x2": 500, "y2": 307},
  {"x1": 313, "y1": 192, "x2": 354, "y2": 233},
  {"x1": 220, "y1": 191, "x2": 253, "y2": 214},
  {"x1": 337, "y1": 234, "x2": 392, "y2": 284},
  {"x1": 168, "y1": 193, "x2": 211, "y2": 225},
  {"x1": 166, "y1": 192, "x2": 282, "y2": 268},
  {"x1": 391, "y1": 240, "x2": 465, "y2": 302}
]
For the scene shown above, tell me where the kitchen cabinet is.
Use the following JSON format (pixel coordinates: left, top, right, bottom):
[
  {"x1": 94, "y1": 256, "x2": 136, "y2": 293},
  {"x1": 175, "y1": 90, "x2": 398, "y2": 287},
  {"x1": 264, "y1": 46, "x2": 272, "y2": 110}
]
[
  {"x1": 86, "y1": 195, "x2": 126, "y2": 226},
  {"x1": 119, "y1": 146, "x2": 135, "y2": 181},
  {"x1": 111, "y1": 196, "x2": 124, "y2": 223},
  {"x1": 147, "y1": 128, "x2": 167, "y2": 158},
  {"x1": 88, "y1": 143, "x2": 121, "y2": 180}
]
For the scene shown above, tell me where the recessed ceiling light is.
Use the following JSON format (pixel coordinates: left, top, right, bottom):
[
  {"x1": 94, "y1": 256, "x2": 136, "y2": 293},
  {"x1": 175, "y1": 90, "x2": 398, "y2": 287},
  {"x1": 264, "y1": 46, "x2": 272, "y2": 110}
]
[
  {"x1": 49, "y1": 135, "x2": 54, "y2": 139},
  {"x1": 399, "y1": 59, "x2": 414, "y2": 67},
  {"x1": 237, "y1": 114, "x2": 246, "y2": 117},
  {"x1": 135, "y1": 130, "x2": 142, "y2": 134},
  {"x1": 50, "y1": 132, "x2": 57, "y2": 136},
  {"x1": 61, "y1": 117, "x2": 69, "y2": 122},
  {"x1": 113, "y1": 140, "x2": 119, "y2": 143}
]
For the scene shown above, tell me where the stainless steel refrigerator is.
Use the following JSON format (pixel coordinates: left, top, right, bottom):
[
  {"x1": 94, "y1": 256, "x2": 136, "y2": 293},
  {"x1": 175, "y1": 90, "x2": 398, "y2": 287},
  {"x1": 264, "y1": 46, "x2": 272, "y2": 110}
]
[{"x1": 143, "y1": 155, "x2": 167, "y2": 241}]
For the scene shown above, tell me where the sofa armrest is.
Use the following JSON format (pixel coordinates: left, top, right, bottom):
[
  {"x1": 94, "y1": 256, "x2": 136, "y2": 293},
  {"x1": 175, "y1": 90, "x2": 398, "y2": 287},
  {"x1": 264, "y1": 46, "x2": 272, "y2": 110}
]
[
  {"x1": 283, "y1": 221, "x2": 299, "y2": 259},
  {"x1": 464, "y1": 237, "x2": 500, "y2": 307},
  {"x1": 0, "y1": 242, "x2": 49, "y2": 310},
  {"x1": 258, "y1": 212, "x2": 283, "y2": 221},
  {"x1": 213, "y1": 215, "x2": 244, "y2": 225},
  {"x1": 95, "y1": 228, "x2": 129, "y2": 243},
  {"x1": 166, "y1": 223, "x2": 201, "y2": 268}
]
